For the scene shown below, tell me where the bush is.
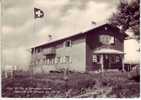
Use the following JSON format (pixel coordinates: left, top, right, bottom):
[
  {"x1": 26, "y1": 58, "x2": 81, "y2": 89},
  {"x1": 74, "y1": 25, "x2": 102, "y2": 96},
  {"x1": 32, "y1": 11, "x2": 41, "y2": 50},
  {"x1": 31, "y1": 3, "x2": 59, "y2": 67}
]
[
  {"x1": 110, "y1": 82, "x2": 140, "y2": 97},
  {"x1": 129, "y1": 65, "x2": 140, "y2": 82}
]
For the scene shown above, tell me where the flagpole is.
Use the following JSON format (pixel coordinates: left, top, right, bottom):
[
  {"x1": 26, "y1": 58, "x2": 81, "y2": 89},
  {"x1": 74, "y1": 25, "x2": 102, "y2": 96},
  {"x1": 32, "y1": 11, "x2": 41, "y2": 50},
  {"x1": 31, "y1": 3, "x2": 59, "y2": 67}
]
[
  {"x1": 0, "y1": 0, "x2": 2, "y2": 70},
  {"x1": 0, "y1": 0, "x2": 4, "y2": 96},
  {"x1": 31, "y1": 7, "x2": 39, "y2": 83},
  {"x1": 31, "y1": 7, "x2": 44, "y2": 80},
  {"x1": 1, "y1": 0, "x2": 3, "y2": 74},
  {"x1": 31, "y1": 7, "x2": 45, "y2": 82},
  {"x1": 31, "y1": 7, "x2": 36, "y2": 84}
]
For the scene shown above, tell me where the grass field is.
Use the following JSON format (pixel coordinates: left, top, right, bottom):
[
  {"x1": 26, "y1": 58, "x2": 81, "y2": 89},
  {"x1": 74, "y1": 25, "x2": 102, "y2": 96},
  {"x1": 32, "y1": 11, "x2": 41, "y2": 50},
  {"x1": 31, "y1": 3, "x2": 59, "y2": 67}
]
[{"x1": 2, "y1": 70, "x2": 140, "y2": 98}]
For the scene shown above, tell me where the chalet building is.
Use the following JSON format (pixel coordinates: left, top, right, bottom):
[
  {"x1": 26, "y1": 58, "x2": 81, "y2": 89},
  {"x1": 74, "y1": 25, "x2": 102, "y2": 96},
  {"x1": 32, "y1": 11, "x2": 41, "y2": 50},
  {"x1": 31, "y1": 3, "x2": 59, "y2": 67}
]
[{"x1": 30, "y1": 24, "x2": 127, "y2": 73}]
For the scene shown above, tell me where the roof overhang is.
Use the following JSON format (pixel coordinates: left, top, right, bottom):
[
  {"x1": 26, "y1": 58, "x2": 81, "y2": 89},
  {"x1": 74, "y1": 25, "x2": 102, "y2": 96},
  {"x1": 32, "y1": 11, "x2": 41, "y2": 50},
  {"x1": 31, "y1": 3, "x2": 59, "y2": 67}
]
[{"x1": 93, "y1": 48, "x2": 124, "y2": 54}]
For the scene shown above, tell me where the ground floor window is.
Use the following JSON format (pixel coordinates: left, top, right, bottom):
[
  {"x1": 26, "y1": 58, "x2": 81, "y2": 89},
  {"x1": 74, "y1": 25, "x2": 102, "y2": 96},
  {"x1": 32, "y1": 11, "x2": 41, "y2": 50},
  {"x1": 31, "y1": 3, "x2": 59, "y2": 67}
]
[
  {"x1": 36, "y1": 59, "x2": 40, "y2": 65},
  {"x1": 65, "y1": 56, "x2": 72, "y2": 63},
  {"x1": 44, "y1": 55, "x2": 55, "y2": 65},
  {"x1": 34, "y1": 56, "x2": 72, "y2": 65},
  {"x1": 56, "y1": 56, "x2": 72, "y2": 64},
  {"x1": 92, "y1": 54, "x2": 123, "y2": 70},
  {"x1": 115, "y1": 56, "x2": 121, "y2": 63},
  {"x1": 56, "y1": 57, "x2": 61, "y2": 64},
  {"x1": 92, "y1": 55, "x2": 100, "y2": 63},
  {"x1": 92, "y1": 55, "x2": 97, "y2": 62}
]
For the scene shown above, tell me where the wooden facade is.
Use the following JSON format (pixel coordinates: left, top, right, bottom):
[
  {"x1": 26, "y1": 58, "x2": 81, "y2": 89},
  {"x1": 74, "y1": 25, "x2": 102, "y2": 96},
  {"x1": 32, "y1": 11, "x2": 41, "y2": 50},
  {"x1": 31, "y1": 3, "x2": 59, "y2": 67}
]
[
  {"x1": 86, "y1": 24, "x2": 126, "y2": 72},
  {"x1": 30, "y1": 24, "x2": 127, "y2": 73}
]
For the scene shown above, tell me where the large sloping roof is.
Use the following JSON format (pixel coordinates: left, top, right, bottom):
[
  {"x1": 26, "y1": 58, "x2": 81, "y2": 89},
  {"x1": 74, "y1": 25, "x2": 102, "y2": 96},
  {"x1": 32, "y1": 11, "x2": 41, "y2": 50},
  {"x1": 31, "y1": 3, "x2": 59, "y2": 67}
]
[{"x1": 31, "y1": 23, "x2": 127, "y2": 49}]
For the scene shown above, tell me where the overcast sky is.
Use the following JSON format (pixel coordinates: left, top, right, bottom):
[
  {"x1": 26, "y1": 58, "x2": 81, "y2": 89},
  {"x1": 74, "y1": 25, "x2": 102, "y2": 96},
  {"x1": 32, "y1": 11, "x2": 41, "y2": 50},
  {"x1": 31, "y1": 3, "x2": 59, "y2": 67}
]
[{"x1": 1, "y1": 0, "x2": 121, "y2": 70}]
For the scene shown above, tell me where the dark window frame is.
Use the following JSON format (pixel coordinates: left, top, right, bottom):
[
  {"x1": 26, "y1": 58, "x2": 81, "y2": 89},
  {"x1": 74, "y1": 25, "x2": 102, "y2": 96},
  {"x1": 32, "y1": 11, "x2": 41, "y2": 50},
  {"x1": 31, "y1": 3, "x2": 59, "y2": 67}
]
[{"x1": 64, "y1": 40, "x2": 72, "y2": 47}]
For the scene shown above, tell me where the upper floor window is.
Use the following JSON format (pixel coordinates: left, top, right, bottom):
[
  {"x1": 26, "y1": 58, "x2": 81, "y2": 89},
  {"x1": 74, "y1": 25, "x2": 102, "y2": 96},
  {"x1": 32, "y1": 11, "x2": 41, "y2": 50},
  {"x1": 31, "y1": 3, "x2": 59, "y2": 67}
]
[
  {"x1": 99, "y1": 35, "x2": 115, "y2": 45},
  {"x1": 64, "y1": 40, "x2": 72, "y2": 47},
  {"x1": 36, "y1": 48, "x2": 42, "y2": 53}
]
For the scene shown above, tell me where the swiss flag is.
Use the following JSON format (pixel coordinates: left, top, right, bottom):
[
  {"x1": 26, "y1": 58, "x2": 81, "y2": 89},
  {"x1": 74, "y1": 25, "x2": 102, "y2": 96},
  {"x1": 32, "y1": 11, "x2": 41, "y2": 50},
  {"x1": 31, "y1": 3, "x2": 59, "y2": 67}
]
[{"x1": 34, "y1": 8, "x2": 44, "y2": 18}]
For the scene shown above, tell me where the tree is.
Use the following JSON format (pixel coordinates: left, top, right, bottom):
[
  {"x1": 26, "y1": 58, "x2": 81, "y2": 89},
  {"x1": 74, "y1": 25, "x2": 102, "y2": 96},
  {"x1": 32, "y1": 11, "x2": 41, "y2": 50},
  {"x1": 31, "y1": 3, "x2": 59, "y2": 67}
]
[{"x1": 109, "y1": 0, "x2": 140, "y2": 38}]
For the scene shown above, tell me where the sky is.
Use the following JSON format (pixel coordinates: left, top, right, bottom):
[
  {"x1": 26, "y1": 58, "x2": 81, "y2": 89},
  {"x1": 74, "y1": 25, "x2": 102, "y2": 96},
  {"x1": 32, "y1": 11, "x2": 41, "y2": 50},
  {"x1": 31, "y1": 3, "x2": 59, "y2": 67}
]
[{"x1": 1, "y1": 0, "x2": 121, "y2": 70}]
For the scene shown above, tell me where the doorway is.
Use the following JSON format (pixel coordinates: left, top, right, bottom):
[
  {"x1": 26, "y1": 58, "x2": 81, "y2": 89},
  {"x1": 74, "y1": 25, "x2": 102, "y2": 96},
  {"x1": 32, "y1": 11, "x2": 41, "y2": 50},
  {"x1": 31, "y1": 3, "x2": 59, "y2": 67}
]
[{"x1": 103, "y1": 55, "x2": 110, "y2": 69}]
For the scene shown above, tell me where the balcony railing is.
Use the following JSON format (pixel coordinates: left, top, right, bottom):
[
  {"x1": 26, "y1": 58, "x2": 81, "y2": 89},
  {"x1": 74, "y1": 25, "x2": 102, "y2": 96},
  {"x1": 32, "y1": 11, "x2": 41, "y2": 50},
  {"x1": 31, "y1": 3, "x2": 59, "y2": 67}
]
[
  {"x1": 43, "y1": 47, "x2": 56, "y2": 55},
  {"x1": 32, "y1": 52, "x2": 43, "y2": 60}
]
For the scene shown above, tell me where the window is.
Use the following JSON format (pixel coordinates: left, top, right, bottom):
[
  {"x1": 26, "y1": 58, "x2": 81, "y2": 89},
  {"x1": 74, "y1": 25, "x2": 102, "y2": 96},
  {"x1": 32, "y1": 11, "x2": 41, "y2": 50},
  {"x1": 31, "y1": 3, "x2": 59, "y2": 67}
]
[
  {"x1": 47, "y1": 59, "x2": 49, "y2": 65},
  {"x1": 45, "y1": 59, "x2": 47, "y2": 65},
  {"x1": 60, "y1": 57, "x2": 64, "y2": 63},
  {"x1": 39, "y1": 59, "x2": 41, "y2": 65},
  {"x1": 92, "y1": 55, "x2": 97, "y2": 62},
  {"x1": 111, "y1": 55, "x2": 116, "y2": 63},
  {"x1": 51, "y1": 58, "x2": 55, "y2": 64},
  {"x1": 65, "y1": 56, "x2": 70, "y2": 63},
  {"x1": 64, "y1": 40, "x2": 72, "y2": 47},
  {"x1": 62, "y1": 57, "x2": 66, "y2": 63},
  {"x1": 55, "y1": 56, "x2": 72, "y2": 64},
  {"x1": 36, "y1": 59, "x2": 40, "y2": 65},
  {"x1": 44, "y1": 58, "x2": 55, "y2": 65},
  {"x1": 55, "y1": 58, "x2": 58, "y2": 64},
  {"x1": 43, "y1": 58, "x2": 46, "y2": 65},
  {"x1": 36, "y1": 48, "x2": 42, "y2": 53},
  {"x1": 92, "y1": 55, "x2": 100, "y2": 63},
  {"x1": 116, "y1": 56, "x2": 120, "y2": 63},
  {"x1": 110, "y1": 37, "x2": 115, "y2": 45},
  {"x1": 56, "y1": 57, "x2": 61, "y2": 64},
  {"x1": 99, "y1": 35, "x2": 115, "y2": 45}
]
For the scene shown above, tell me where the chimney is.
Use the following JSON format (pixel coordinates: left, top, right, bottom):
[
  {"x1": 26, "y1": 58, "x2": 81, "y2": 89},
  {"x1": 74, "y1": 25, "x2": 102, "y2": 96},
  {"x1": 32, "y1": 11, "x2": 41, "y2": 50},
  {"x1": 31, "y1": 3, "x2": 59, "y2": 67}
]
[{"x1": 48, "y1": 34, "x2": 52, "y2": 41}]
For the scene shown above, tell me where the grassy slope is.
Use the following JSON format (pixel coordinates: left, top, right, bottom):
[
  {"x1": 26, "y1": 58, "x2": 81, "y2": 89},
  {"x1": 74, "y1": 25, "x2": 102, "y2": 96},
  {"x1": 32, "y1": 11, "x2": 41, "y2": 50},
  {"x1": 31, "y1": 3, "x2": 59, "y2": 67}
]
[{"x1": 2, "y1": 70, "x2": 140, "y2": 98}]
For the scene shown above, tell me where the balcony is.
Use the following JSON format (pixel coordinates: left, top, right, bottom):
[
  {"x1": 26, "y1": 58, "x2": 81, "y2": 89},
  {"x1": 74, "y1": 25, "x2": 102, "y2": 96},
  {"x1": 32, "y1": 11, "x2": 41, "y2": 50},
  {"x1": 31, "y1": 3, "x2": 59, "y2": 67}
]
[
  {"x1": 43, "y1": 47, "x2": 56, "y2": 55},
  {"x1": 32, "y1": 52, "x2": 43, "y2": 60}
]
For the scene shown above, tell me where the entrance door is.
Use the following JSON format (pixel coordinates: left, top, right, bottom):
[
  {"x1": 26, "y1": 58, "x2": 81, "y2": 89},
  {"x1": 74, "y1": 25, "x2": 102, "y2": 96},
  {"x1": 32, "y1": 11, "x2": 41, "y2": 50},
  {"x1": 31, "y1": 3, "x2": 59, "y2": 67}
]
[{"x1": 103, "y1": 55, "x2": 110, "y2": 69}]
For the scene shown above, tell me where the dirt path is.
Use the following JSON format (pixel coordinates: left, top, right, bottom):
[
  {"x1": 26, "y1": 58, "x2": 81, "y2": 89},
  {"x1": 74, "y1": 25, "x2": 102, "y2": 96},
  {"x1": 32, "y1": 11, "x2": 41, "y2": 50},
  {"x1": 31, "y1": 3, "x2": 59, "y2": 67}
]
[{"x1": 74, "y1": 87, "x2": 115, "y2": 98}]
